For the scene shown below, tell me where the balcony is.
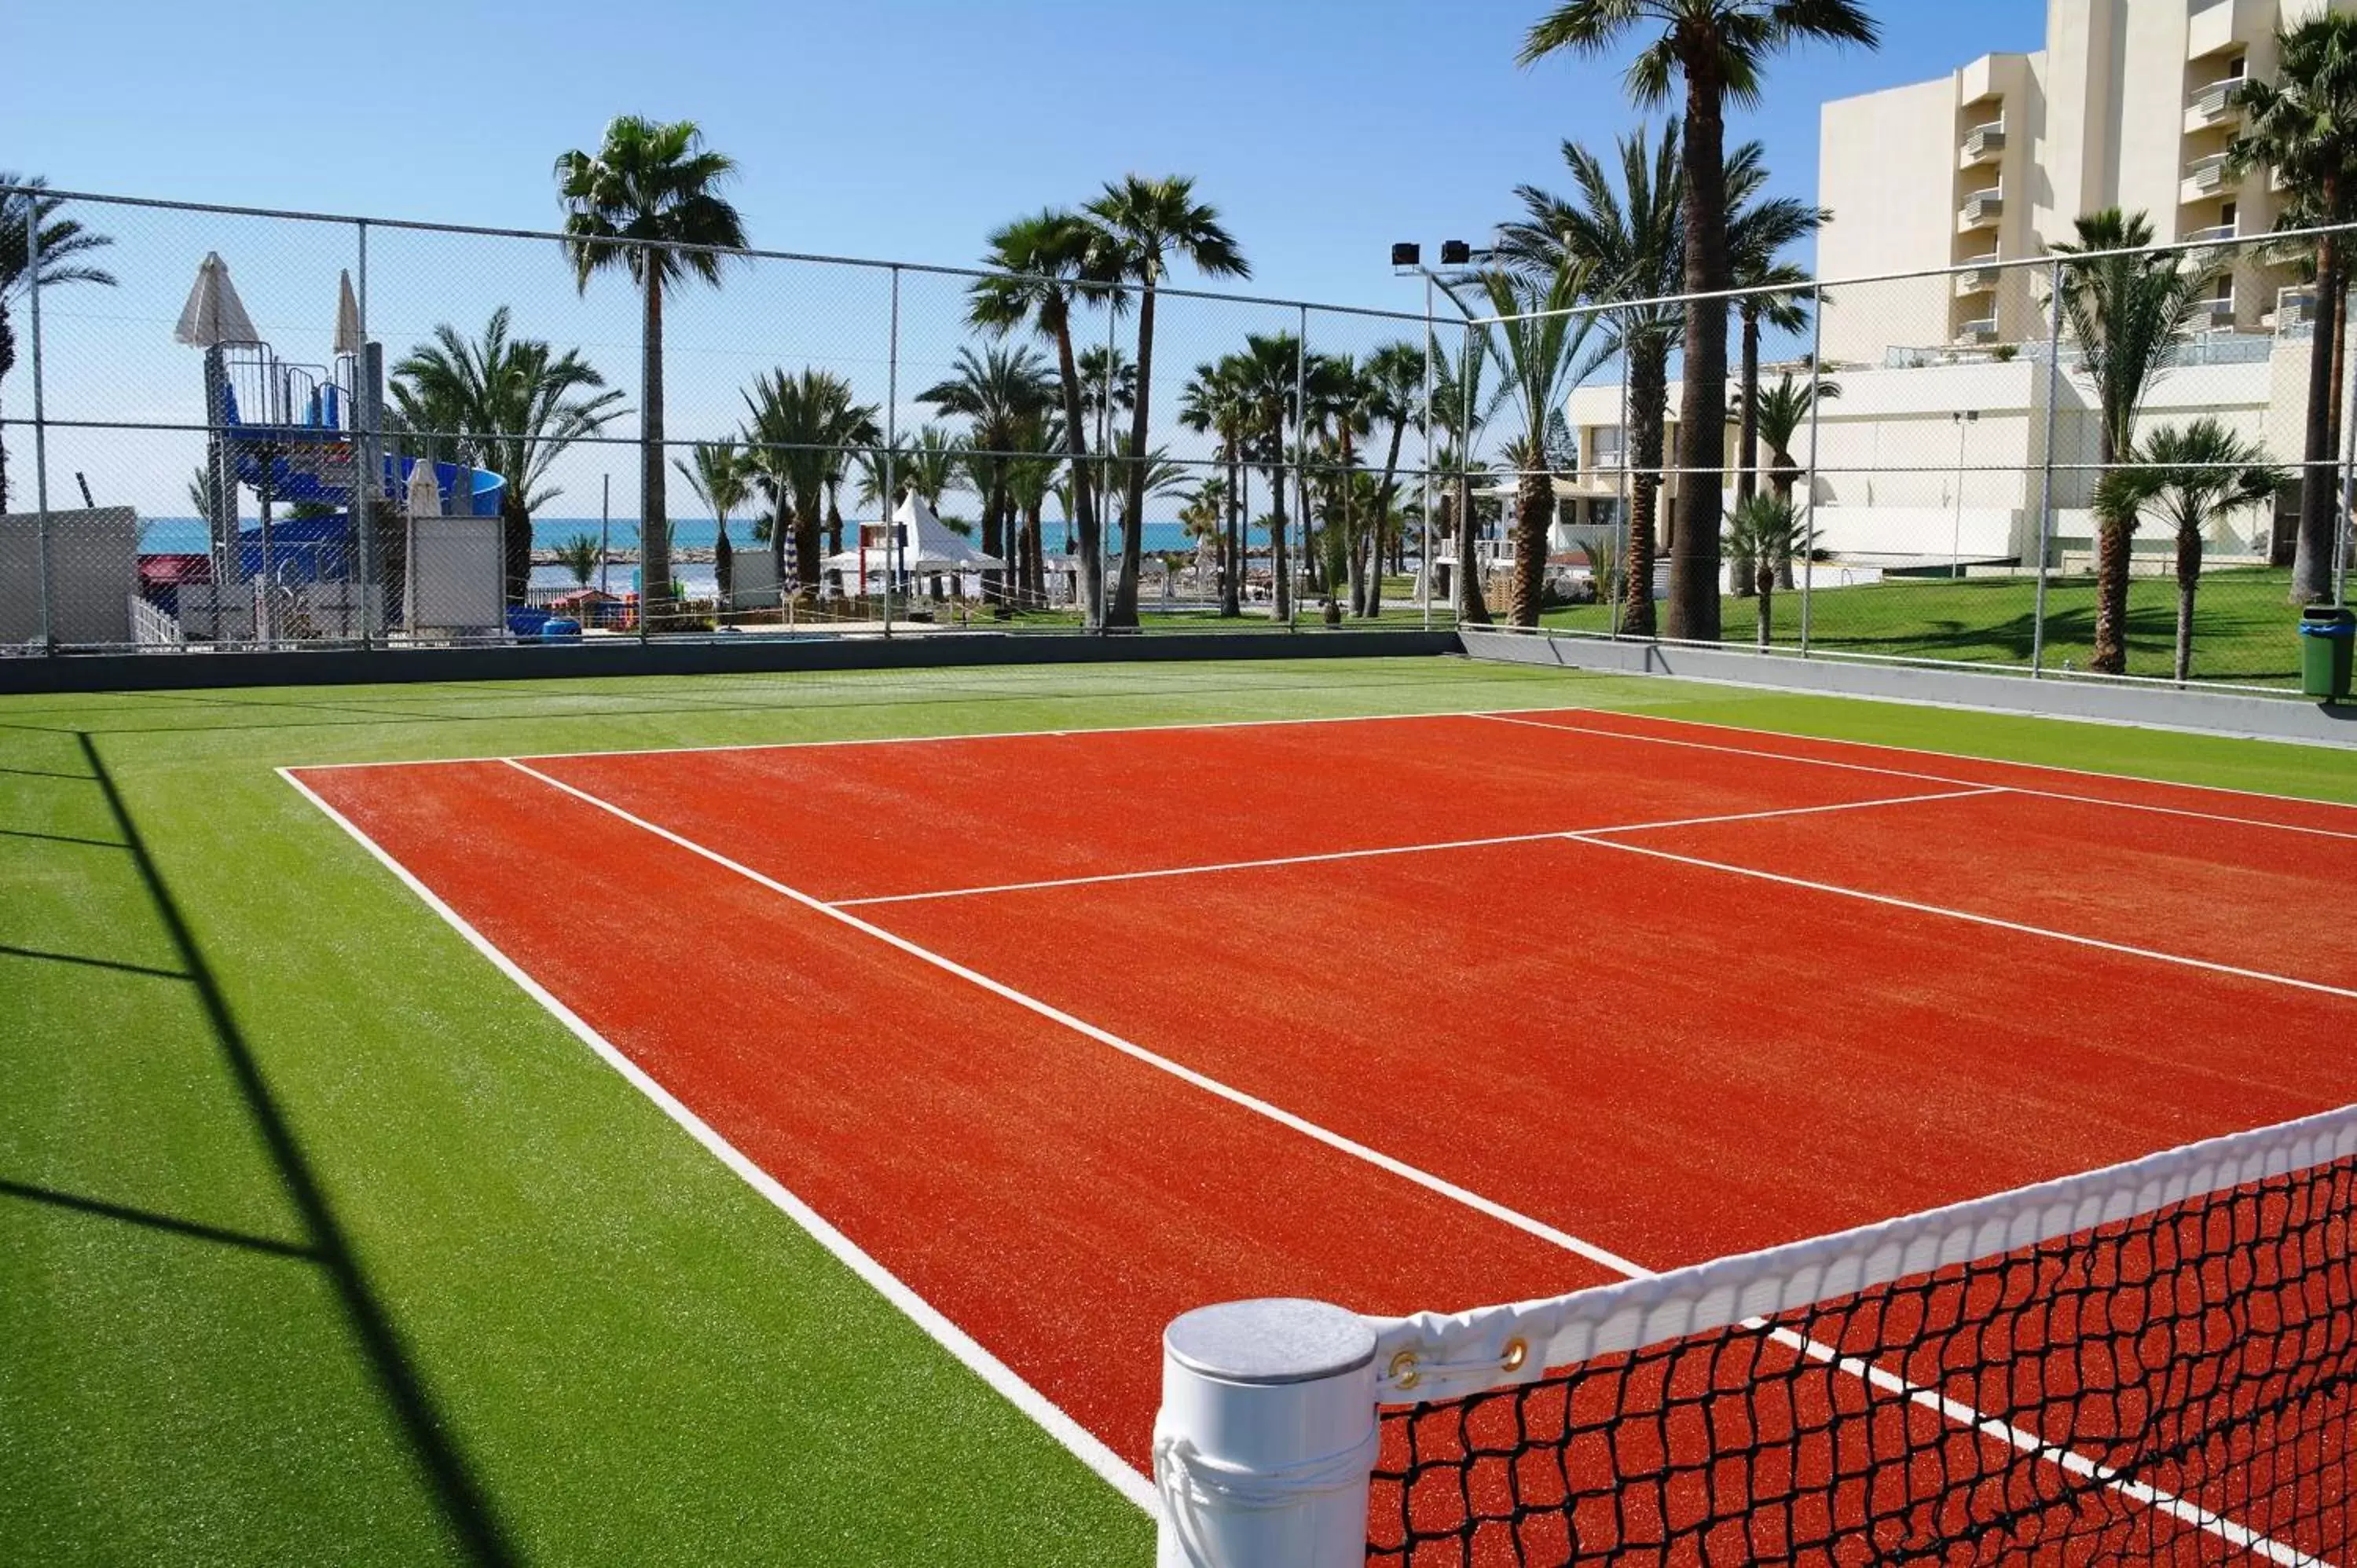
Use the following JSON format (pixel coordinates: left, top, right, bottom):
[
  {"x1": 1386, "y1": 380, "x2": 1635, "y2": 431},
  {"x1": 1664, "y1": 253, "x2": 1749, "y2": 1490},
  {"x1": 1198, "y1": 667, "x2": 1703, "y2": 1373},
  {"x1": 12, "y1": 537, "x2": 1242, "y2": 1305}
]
[
  {"x1": 2270, "y1": 285, "x2": 2318, "y2": 334},
  {"x1": 1956, "y1": 255, "x2": 2002, "y2": 295},
  {"x1": 1960, "y1": 119, "x2": 2007, "y2": 167},
  {"x1": 1959, "y1": 188, "x2": 2003, "y2": 232},
  {"x1": 2186, "y1": 77, "x2": 2245, "y2": 132},
  {"x1": 2185, "y1": 221, "x2": 2240, "y2": 244},
  {"x1": 2181, "y1": 153, "x2": 2232, "y2": 203},
  {"x1": 1956, "y1": 317, "x2": 2000, "y2": 345},
  {"x1": 2201, "y1": 296, "x2": 2238, "y2": 330}
]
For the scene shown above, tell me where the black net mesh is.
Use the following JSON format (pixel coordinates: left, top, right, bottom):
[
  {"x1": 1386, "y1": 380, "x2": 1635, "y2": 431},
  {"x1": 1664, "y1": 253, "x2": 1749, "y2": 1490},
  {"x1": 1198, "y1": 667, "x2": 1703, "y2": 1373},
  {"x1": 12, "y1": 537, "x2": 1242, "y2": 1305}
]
[{"x1": 1371, "y1": 1157, "x2": 2357, "y2": 1566}]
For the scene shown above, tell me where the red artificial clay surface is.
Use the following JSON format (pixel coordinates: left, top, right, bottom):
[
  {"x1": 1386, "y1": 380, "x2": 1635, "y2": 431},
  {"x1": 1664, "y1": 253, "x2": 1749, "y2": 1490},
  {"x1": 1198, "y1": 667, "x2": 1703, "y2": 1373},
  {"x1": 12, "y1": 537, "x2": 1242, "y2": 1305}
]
[{"x1": 295, "y1": 708, "x2": 2357, "y2": 1552}]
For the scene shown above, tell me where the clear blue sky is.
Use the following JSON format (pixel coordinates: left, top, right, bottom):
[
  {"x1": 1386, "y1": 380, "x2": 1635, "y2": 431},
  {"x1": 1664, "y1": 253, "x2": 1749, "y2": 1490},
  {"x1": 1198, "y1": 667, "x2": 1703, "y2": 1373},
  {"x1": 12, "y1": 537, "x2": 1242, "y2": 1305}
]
[
  {"x1": 5, "y1": 1, "x2": 2053, "y2": 522},
  {"x1": 9, "y1": 0, "x2": 2047, "y2": 307}
]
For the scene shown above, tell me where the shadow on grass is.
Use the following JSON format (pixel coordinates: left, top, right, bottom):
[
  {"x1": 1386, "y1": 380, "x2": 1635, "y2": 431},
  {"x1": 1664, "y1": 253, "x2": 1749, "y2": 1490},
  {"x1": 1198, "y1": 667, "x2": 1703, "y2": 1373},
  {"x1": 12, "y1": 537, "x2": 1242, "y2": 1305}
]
[
  {"x1": 75, "y1": 731, "x2": 520, "y2": 1566},
  {"x1": 0, "y1": 1178, "x2": 318, "y2": 1262},
  {"x1": 0, "y1": 944, "x2": 187, "y2": 982}
]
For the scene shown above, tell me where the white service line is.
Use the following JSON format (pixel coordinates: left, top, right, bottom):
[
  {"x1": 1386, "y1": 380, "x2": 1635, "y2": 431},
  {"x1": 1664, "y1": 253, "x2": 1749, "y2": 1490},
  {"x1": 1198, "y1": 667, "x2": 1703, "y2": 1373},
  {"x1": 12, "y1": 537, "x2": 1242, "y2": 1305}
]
[
  {"x1": 1565, "y1": 832, "x2": 2357, "y2": 1003},
  {"x1": 495, "y1": 759, "x2": 2323, "y2": 1566},
  {"x1": 276, "y1": 767, "x2": 1157, "y2": 1515},
  {"x1": 830, "y1": 786, "x2": 2004, "y2": 909},
  {"x1": 1481, "y1": 712, "x2": 2357, "y2": 845}
]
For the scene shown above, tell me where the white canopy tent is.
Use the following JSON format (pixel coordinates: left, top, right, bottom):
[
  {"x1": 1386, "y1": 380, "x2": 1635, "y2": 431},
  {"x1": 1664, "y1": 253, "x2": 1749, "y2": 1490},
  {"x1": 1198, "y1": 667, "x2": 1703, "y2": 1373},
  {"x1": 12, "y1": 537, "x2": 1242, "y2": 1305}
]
[{"x1": 824, "y1": 493, "x2": 1004, "y2": 592}]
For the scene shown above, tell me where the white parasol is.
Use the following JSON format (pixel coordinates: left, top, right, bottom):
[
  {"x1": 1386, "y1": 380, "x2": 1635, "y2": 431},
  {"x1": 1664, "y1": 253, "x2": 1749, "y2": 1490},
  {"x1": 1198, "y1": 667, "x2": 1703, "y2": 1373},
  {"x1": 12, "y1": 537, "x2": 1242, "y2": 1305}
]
[
  {"x1": 174, "y1": 252, "x2": 259, "y2": 346},
  {"x1": 333, "y1": 270, "x2": 363, "y2": 357}
]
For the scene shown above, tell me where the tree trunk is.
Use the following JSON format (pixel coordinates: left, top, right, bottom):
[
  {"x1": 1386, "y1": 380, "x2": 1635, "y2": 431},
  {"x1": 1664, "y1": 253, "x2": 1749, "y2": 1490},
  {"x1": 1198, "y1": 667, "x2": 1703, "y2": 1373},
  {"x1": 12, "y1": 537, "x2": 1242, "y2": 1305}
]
[
  {"x1": 1511, "y1": 467, "x2": 1551, "y2": 627},
  {"x1": 982, "y1": 472, "x2": 1007, "y2": 617},
  {"x1": 1757, "y1": 564, "x2": 1774, "y2": 649},
  {"x1": 2294, "y1": 221, "x2": 2341, "y2": 604},
  {"x1": 793, "y1": 485, "x2": 823, "y2": 594},
  {"x1": 1266, "y1": 463, "x2": 1291, "y2": 621},
  {"x1": 1027, "y1": 498, "x2": 1046, "y2": 606},
  {"x1": 640, "y1": 271, "x2": 673, "y2": 631},
  {"x1": 501, "y1": 495, "x2": 532, "y2": 606},
  {"x1": 2175, "y1": 526, "x2": 2201, "y2": 685},
  {"x1": 1737, "y1": 305, "x2": 1762, "y2": 505},
  {"x1": 1050, "y1": 319, "x2": 1103, "y2": 628},
  {"x1": 1454, "y1": 469, "x2": 1490, "y2": 625},
  {"x1": 1220, "y1": 449, "x2": 1243, "y2": 617},
  {"x1": 1622, "y1": 345, "x2": 1668, "y2": 636},
  {"x1": 1370, "y1": 419, "x2": 1406, "y2": 618},
  {"x1": 1670, "y1": 78, "x2": 1730, "y2": 643},
  {"x1": 2091, "y1": 430, "x2": 2131, "y2": 674},
  {"x1": 1109, "y1": 286, "x2": 1155, "y2": 627},
  {"x1": 714, "y1": 522, "x2": 734, "y2": 607}
]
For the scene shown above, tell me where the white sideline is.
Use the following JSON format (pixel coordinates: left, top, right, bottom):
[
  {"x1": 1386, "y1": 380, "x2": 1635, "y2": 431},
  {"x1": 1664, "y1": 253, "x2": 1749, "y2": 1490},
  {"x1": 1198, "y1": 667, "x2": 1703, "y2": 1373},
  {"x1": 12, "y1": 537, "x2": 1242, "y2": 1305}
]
[
  {"x1": 1480, "y1": 712, "x2": 2357, "y2": 844},
  {"x1": 830, "y1": 787, "x2": 2004, "y2": 909},
  {"x1": 497, "y1": 759, "x2": 2325, "y2": 1566},
  {"x1": 1565, "y1": 832, "x2": 2357, "y2": 1003},
  {"x1": 275, "y1": 766, "x2": 1159, "y2": 1516}
]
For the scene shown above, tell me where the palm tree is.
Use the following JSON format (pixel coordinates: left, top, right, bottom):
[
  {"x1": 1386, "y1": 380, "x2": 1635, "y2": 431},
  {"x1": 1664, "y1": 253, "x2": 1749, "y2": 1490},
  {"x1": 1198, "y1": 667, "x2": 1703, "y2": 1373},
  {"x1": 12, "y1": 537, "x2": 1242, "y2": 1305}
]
[
  {"x1": 1751, "y1": 368, "x2": 1838, "y2": 588},
  {"x1": 555, "y1": 533, "x2": 601, "y2": 588},
  {"x1": 555, "y1": 117, "x2": 746, "y2": 629},
  {"x1": 390, "y1": 307, "x2": 625, "y2": 603},
  {"x1": 1082, "y1": 175, "x2": 1250, "y2": 626},
  {"x1": 1359, "y1": 341, "x2": 1427, "y2": 614},
  {"x1": 1725, "y1": 145, "x2": 1826, "y2": 505},
  {"x1": 921, "y1": 344, "x2": 1054, "y2": 614},
  {"x1": 2052, "y1": 210, "x2": 2218, "y2": 674},
  {"x1": 2227, "y1": 13, "x2": 2357, "y2": 604},
  {"x1": 1232, "y1": 332, "x2": 1304, "y2": 621},
  {"x1": 1503, "y1": 127, "x2": 1682, "y2": 635},
  {"x1": 1476, "y1": 262, "x2": 1598, "y2": 625},
  {"x1": 1297, "y1": 352, "x2": 1365, "y2": 602},
  {"x1": 970, "y1": 209, "x2": 1116, "y2": 624},
  {"x1": 1179, "y1": 357, "x2": 1254, "y2": 615},
  {"x1": 739, "y1": 368, "x2": 878, "y2": 596},
  {"x1": 674, "y1": 439, "x2": 750, "y2": 603},
  {"x1": 901, "y1": 425, "x2": 966, "y2": 507},
  {"x1": 1, "y1": 177, "x2": 116, "y2": 510},
  {"x1": 2094, "y1": 419, "x2": 2285, "y2": 684},
  {"x1": 1427, "y1": 336, "x2": 1495, "y2": 625},
  {"x1": 1724, "y1": 492, "x2": 1807, "y2": 646},
  {"x1": 1521, "y1": 0, "x2": 1880, "y2": 643}
]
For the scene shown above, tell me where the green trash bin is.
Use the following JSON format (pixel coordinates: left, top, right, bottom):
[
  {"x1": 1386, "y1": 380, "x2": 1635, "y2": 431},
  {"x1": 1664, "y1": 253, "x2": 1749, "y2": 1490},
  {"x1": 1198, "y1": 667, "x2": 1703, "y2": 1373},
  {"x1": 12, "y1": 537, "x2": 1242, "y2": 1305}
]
[{"x1": 2300, "y1": 605, "x2": 2355, "y2": 701}]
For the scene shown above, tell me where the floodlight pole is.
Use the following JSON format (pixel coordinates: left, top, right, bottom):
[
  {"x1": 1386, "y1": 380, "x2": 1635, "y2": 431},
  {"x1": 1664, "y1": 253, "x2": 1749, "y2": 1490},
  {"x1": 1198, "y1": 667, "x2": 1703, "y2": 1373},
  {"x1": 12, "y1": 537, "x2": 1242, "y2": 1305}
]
[
  {"x1": 1800, "y1": 287, "x2": 1825, "y2": 655},
  {"x1": 1421, "y1": 273, "x2": 1435, "y2": 629},
  {"x1": 1294, "y1": 304, "x2": 1308, "y2": 631},
  {"x1": 885, "y1": 266, "x2": 900, "y2": 637}
]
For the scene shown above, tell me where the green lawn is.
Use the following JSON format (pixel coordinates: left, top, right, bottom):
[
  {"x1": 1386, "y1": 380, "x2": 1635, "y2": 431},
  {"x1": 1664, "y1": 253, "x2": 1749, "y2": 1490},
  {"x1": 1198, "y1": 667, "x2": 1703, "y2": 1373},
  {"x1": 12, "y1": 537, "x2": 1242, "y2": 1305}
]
[
  {"x1": 5, "y1": 655, "x2": 2354, "y2": 1564},
  {"x1": 1542, "y1": 566, "x2": 2314, "y2": 687}
]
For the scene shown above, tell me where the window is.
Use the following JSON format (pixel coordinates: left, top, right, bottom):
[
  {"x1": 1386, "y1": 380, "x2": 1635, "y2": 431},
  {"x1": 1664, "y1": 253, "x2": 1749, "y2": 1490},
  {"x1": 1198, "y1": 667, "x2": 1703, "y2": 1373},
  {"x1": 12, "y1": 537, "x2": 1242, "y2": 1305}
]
[{"x1": 1592, "y1": 427, "x2": 1626, "y2": 467}]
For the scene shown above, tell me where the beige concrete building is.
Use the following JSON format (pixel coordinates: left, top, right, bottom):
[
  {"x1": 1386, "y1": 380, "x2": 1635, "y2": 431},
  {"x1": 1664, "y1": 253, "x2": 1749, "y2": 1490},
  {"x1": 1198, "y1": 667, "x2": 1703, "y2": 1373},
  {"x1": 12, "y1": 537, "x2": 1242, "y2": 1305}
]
[{"x1": 1817, "y1": 0, "x2": 2347, "y2": 359}]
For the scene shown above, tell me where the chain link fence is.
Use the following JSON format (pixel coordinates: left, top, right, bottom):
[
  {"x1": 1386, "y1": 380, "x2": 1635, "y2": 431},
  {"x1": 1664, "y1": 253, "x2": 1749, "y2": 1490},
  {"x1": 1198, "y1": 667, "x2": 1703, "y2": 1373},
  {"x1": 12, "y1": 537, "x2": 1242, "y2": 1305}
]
[
  {"x1": 5, "y1": 187, "x2": 2350, "y2": 693},
  {"x1": 0, "y1": 186, "x2": 1467, "y2": 657}
]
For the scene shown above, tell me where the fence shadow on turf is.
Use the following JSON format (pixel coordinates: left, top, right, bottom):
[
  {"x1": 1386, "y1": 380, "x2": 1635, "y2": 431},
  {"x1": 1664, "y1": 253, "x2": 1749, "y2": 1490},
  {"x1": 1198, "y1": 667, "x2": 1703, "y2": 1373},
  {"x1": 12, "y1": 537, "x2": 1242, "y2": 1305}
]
[{"x1": 72, "y1": 731, "x2": 522, "y2": 1567}]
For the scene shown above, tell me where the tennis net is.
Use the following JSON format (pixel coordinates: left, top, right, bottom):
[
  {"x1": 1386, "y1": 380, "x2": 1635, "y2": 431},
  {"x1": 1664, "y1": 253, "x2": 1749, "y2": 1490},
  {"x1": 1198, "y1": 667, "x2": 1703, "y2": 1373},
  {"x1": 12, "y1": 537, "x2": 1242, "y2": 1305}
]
[{"x1": 1155, "y1": 1105, "x2": 2357, "y2": 1567}]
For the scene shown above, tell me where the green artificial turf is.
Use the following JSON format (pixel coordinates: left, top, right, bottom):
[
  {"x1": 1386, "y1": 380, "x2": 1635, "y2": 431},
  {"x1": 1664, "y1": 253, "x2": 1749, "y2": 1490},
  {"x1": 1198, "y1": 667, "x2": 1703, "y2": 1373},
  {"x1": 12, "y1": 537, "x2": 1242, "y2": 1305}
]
[
  {"x1": 4, "y1": 654, "x2": 2352, "y2": 1564},
  {"x1": 1543, "y1": 566, "x2": 2317, "y2": 688}
]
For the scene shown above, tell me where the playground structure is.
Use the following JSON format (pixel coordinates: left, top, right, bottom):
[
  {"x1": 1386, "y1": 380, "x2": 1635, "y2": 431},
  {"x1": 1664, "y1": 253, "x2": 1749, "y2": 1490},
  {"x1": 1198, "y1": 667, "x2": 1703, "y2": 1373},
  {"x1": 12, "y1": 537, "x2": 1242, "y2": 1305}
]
[{"x1": 174, "y1": 255, "x2": 508, "y2": 644}]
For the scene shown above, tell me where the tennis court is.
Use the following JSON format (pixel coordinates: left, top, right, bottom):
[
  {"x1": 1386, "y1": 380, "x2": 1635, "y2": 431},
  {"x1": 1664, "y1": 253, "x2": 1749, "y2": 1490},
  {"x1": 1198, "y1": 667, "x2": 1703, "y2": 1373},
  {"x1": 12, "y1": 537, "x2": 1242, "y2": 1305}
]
[{"x1": 283, "y1": 702, "x2": 2357, "y2": 1563}]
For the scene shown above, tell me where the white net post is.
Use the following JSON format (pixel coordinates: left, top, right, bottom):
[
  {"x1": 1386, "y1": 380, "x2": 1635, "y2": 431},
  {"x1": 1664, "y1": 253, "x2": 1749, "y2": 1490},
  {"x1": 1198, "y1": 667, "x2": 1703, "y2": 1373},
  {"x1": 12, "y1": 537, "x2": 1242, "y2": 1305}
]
[{"x1": 1153, "y1": 1298, "x2": 1378, "y2": 1568}]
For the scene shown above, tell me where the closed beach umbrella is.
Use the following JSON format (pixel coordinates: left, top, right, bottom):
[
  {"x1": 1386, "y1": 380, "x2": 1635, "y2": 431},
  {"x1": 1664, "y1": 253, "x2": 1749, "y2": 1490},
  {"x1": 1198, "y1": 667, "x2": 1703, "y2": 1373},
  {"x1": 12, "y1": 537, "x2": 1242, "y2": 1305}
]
[
  {"x1": 174, "y1": 251, "x2": 259, "y2": 346},
  {"x1": 333, "y1": 270, "x2": 362, "y2": 357},
  {"x1": 405, "y1": 461, "x2": 443, "y2": 518}
]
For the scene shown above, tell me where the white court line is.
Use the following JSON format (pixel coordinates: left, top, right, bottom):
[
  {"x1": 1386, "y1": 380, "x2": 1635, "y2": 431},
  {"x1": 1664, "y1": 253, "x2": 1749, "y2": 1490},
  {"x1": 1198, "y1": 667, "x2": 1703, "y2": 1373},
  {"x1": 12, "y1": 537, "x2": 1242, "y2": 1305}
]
[
  {"x1": 1482, "y1": 712, "x2": 2357, "y2": 844},
  {"x1": 275, "y1": 766, "x2": 1158, "y2": 1516},
  {"x1": 497, "y1": 759, "x2": 2326, "y2": 1566},
  {"x1": 830, "y1": 787, "x2": 2004, "y2": 910},
  {"x1": 1564, "y1": 832, "x2": 2357, "y2": 1003}
]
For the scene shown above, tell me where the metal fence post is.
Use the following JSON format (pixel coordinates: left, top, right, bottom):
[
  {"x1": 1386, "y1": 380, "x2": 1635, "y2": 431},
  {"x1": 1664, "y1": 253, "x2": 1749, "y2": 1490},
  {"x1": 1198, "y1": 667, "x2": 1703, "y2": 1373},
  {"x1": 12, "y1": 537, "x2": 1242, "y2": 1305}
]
[
  {"x1": 884, "y1": 266, "x2": 900, "y2": 636},
  {"x1": 1294, "y1": 303, "x2": 1308, "y2": 631},
  {"x1": 27, "y1": 196, "x2": 53, "y2": 653},
  {"x1": 1420, "y1": 276, "x2": 1435, "y2": 629},
  {"x1": 354, "y1": 217, "x2": 375, "y2": 647},
  {"x1": 2029, "y1": 258, "x2": 2066, "y2": 676},
  {"x1": 2337, "y1": 279, "x2": 2356, "y2": 610},
  {"x1": 1612, "y1": 307, "x2": 1632, "y2": 641},
  {"x1": 1798, "y1": 287, "x2": 1824, "y2": 657}
]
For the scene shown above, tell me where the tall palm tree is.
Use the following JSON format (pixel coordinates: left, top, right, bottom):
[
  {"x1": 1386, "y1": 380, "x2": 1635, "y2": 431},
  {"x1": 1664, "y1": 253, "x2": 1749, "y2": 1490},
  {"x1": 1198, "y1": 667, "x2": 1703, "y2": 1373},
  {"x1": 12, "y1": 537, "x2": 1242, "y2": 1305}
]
[
  {"x1": 555, "y1": 117, "x2": 746, "y2": 629},
  {"x1": 2094, "y1": 420, "x2": 2284, "y2": 684},
  {"x1": 970, "y1": 210, "x2": 1116, "y2": 624},
  {"x1": 1359, "y1": 340, "x2": 1428, "y2": 614},
  {"x1": 1179, "y1": 356, "x2": 1254, "y2": 616},
  {"x1": 1082, "y1": 175, "x2": 1250, "y2": 626},
  {"x1": 920, "y1": 344, "x2": 1055, "y2": 614},
  {"x1": 390, "y1": 307, "x2": 625, "y2": 603},
  {"x1": 739, "y1": 368, "x2": 878, "y2": 595},
  {"x1": 2227, "y1": 13, "x2": 2357, "y2": 603},
  {"x1": 1, "y1": 177, "x2": 116, "y2": 510},
  {"x1": 1724, "y1": 145, "x2": 1826, "y2": 504},
  {"x1": 1477, "y1": 262, "x2": 1598, "y2": 626},
  {"x1": 1232, "y1": 332, "x2": 1303, "y2": 621},
  {"x1": 1296, "y1": 351, "x2": 1362, "y2": 600},
  {"x1": 1503, "y1": 127, "x2": 1683, "y2": 635},
  {"x1": 1427, "y1": 335, "x2": 1495, "y2": 625},
  {"x1": 1521, "y1": 0, "x2": 1880, "y2": 643},
  {"x1": 675, "y1": 439, "x2": 750, "y2": 603},
  {"x1": 2053, "y1": 210, "x2": 2218, "y2": 674}
]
